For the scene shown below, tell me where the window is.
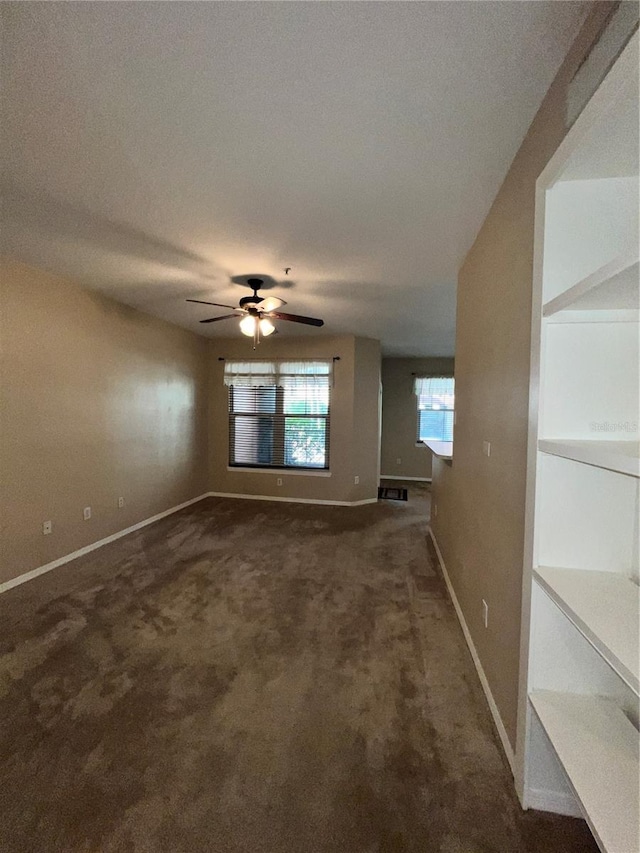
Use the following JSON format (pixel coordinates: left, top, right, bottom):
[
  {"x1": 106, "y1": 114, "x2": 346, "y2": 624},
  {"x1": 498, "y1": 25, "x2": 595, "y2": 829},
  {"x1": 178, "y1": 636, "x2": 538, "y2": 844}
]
[
  {"x1": 225, "y1": 361, "x2": 331, "y2": 470},
  {"x1": 415, "y1": 376, "x2": 455, "y2": 442}
]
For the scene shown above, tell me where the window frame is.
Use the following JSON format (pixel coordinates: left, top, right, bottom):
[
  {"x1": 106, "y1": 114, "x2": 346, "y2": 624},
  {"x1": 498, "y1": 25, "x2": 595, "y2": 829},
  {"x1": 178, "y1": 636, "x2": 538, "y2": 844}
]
[
  {"x1": 226, "y1": 362, "x2": 331, "y2": 472},
  {"x1": 415, "y1": 376, "x2": 455, "y2": 444}
]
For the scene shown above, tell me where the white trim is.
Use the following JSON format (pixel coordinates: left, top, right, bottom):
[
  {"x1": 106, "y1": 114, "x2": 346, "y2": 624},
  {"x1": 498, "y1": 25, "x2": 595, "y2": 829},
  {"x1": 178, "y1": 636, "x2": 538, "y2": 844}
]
[
  {"x1": 380, "y1": 475, "x2": 432, "y2": 483},
  {"x1": 0, "y1": 494, "x2": 209, "y2": 595},
  {"x1": 516, "y1": 179, "x2": 546, "y2": 799},
  {"x1": 428, "y1": 526, "x2": 516, "y2": 775},
  {"x1": 525, "y1": 788, "x2": 582, "y2": 819},
  {"x1": 226, "y1": 466, "x2": 332, "y2": 477},
  {"x1": 208, "y1": 491, "x2": 378, "y2": 507}
]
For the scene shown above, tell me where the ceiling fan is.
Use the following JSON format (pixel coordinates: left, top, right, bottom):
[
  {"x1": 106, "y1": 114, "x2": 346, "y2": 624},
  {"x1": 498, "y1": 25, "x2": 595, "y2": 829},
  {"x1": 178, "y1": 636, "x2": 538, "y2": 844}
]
[{"x1": 186, "y1": 278, "x2": 324, "y2": 346}]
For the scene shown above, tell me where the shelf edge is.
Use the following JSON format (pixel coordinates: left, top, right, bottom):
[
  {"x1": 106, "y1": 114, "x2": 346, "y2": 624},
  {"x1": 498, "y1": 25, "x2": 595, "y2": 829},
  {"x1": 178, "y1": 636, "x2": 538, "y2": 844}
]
[
  {"x1": 543, "y1": 252, "x2": 639, "y2": 317},
  {"x1": 538, "y1": 439, "x2": 640, "y2": 478},
  {"x1": 533, "y1": 567, "x2": 639, "y2": 697}
]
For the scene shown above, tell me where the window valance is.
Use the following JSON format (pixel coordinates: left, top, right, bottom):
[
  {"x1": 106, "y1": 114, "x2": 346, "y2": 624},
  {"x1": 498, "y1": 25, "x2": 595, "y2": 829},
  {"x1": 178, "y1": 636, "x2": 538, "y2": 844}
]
[
  {"x1": 224, "y1": 360, "x2": 332, "y2": 388},
  {"x1": 413, "y1": 376, "x2": 455, "y2": 400}
]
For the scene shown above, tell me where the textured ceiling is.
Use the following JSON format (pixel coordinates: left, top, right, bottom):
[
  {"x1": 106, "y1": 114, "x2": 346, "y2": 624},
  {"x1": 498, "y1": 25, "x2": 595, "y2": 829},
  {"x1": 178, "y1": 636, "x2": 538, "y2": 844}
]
[{"x1": 1, "y1": 1, "x2": 588, "y2": 355}]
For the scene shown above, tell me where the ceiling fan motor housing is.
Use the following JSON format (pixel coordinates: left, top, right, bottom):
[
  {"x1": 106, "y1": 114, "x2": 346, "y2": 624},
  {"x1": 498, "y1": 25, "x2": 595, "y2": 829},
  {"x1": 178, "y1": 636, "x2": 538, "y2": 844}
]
[{"x1": 239, "y1": 278, "x2": 265, "y2": 309}]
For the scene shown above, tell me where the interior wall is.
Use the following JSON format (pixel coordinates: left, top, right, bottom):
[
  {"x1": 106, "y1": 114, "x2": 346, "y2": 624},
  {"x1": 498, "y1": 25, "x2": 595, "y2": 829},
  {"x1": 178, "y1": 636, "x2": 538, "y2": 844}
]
[
  {"x1": 429, "y1": 3, "x2": 617, "y2": 749},
  {"x1": 0, "y1": 257, "x2": 210, "y2": 586},
  {"x1": 381, "y1": 357, "x2": 454, "y2": 480},
  {"x1": 208, "y1": 335, "x2": 380, "y2": 503},
  {"x1": 353, "y1": 337, "x2": 383, "y2": 499}
]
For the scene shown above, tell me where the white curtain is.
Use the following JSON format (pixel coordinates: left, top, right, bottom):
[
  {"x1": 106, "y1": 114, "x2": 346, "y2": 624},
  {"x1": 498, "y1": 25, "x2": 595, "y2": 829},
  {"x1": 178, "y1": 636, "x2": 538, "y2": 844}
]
[
  {"x1": 224, "y1": 360, "x2": 332, "y2": 387},
  {"x1": 413, "y1": 376, "x2": 455, "y2": 403},
  {"x1": 223, "y1": 362, "x2": 278, "y2": 386}
]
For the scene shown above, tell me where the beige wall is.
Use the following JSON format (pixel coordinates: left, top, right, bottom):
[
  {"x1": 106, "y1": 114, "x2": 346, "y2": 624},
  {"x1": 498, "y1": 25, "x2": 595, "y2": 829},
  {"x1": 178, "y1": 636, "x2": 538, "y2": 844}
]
[
  {"x1": 381, "y1": 357, "x2": 454, "y2": 480},
  {"x1": 208, "y1": 335, "x2": 380, "y2": 503},
  {"x1": 0, "y1": 258, "x2": 210, "y2": 585},
  {"x1": 0, "y1": 260, "x2": 381, "y2": 587},
  {"x1": 353, "y1": 337, "x2": 383, "y2": 499},
  {"x1": 430, "y1": 3, "x2": 617, "y2": 749}
]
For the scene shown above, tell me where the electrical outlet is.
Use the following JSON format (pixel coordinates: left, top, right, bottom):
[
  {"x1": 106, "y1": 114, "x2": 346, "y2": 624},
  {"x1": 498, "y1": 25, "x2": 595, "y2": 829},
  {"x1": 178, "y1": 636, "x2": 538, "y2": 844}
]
[
  {"x1": 354, "y1": 475, "x2": 359, "y2": 485},
  {"x1": 83, "y1": 506, "x2": 92, "y2": 520},
  {"x1": 118, "y1": 497, "x2": 124, "y2": 508},
  {"x1": 434, "y1": 503, "x2": 438, "y2": 517},
  {"x1": 482, "y1": 599, "x2": 489, "y2": 628},
  {"x1": 396, "y1": 457, "x2": 401, "y2": 465},
  {"x1": 277, "y1": 478, "x2": 283, "y2": 487},
  {"x1": 43, "y1": 520, "x2": 52, "y2": 535},
  {"x1": 483, "y1": 440, "x2": 491, "y2": 457}
]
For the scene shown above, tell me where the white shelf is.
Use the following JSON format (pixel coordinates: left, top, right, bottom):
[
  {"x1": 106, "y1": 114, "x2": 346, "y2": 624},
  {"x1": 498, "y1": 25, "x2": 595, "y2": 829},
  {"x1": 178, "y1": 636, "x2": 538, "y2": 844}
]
[
  {"x1": 421, "y1": 440, "x2": 453, "y2": 461},
  {"x1": 534, "y1": 567, "x2": 639, "y2": 695},
  {"x1": 530, "y1": 691, "x2": 639, "y2": 853},
  {"x1": 538, "y1": 439, "x2": 640, "y2": 478},
  {"x1": 545, "y1": 309, "x2": 638, "y2": 325},
  {"x1": 543, "y1": 254, "x2": 639, "y2": 316}
]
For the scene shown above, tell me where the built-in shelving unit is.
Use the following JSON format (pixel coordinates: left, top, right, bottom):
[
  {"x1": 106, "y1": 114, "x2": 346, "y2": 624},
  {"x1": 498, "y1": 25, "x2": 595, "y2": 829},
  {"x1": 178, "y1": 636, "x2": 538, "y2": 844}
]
[{"x1": 517, "y1": 32, "x2": 640, "y2": 853}]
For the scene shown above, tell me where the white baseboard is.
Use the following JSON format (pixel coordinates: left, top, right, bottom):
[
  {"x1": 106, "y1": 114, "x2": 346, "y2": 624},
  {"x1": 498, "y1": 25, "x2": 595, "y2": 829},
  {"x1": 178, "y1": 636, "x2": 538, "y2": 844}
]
[
  {"x1": 208, "y1": 491, "x2": 378, "y2": 507},
  {"x1": 427, "y1": 526, "x2": 516, "y2": 776},
  {"x1": 1, "y1": 490, "x2": 381, "y2": 594},
  {"x1": 526, "y1": 788, "x2": 582, "y2": 818},
  {"x1": 0, "y1": 493, "x2": 210, "y2": 595},
  {"x1": 380, "y1": 475, "x2": 432, "y2": 482}
]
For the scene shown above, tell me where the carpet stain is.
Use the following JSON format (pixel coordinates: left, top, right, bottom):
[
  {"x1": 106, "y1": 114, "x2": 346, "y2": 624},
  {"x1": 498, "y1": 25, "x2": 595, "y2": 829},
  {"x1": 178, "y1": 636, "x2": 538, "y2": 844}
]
[{"x1": 0, "y1": 489, "x2": 597, "y2": 853}]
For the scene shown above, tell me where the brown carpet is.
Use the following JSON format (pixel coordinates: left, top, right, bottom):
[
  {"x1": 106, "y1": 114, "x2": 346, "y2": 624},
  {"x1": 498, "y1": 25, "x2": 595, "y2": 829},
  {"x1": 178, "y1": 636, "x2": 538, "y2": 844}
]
[{"x1": 0, "y1": 487, "x2": 597, "y2": 853}]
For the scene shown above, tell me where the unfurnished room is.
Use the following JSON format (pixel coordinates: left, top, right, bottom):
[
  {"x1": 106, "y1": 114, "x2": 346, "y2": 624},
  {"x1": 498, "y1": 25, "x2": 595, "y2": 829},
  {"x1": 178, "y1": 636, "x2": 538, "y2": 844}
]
[{"x1": 0, "y1": 2, "x2": 638, "y2": 852}]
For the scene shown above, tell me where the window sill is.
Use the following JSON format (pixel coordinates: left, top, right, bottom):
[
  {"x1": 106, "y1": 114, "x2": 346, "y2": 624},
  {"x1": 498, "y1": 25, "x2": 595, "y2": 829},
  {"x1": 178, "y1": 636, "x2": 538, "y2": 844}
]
[{"x1": 227, "y1": 467, "x2": 332, "y2": 477}]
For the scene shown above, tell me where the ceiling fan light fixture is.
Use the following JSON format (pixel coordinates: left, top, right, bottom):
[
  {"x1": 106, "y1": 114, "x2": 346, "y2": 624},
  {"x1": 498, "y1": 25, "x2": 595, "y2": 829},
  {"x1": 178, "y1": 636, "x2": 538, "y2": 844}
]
[
  {"x1": 259, "y1": 318, "x2": 275, "y2": 336},
  {"x1": 239, "y1": 315, "x2": 257, "y2": 336}
]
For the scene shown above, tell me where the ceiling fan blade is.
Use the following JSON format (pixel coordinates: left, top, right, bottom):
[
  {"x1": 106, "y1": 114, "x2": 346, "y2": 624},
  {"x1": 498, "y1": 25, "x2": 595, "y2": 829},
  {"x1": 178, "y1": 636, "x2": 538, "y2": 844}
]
[
  {"x1": 187, "y1": 299, "x2": 239, "y2": 310},
  {"x1": 269, "y1": 311, "x2": 324, "y2": 327},
  {"x1": 260, "y1": 296, "x2": 287, "y2": 313},
  {"x1": 199, "y1": 314, "x2": 239, "y2": 324}
]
